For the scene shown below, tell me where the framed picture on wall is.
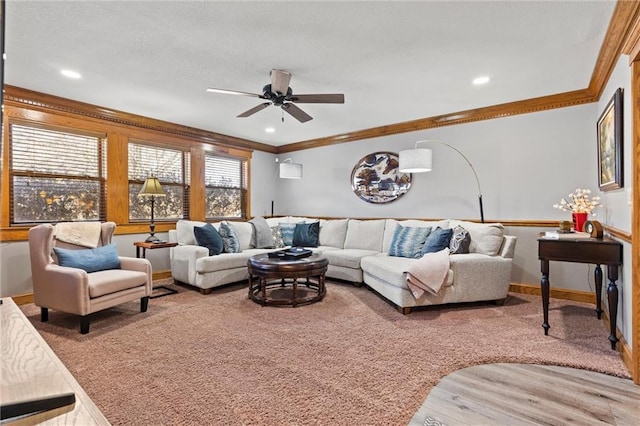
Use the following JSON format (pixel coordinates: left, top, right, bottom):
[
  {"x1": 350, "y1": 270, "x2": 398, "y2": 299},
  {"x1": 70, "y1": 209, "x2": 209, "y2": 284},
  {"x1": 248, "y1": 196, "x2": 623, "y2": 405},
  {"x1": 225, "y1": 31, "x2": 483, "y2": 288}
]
[{"x1": 597, "y1": 87, "x2": 623, "y2": 191}]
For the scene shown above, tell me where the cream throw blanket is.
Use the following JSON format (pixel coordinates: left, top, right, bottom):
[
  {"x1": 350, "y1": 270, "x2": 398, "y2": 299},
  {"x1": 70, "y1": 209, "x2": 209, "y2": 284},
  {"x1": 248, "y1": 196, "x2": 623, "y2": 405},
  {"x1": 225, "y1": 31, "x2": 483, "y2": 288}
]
[
  {"x1": 404, "y1": 248, "x2": 450, "y2": 298},
  {"x1": 54, "y1": 222, "x2": 102, "y2": 248}
]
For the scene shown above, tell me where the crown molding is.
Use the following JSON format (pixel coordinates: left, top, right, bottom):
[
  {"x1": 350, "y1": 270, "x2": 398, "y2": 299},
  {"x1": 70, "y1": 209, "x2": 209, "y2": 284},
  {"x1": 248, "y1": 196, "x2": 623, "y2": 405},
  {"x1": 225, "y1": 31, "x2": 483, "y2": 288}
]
[{"x1": 4, "y1": 85, "x2": 278, "y2": 154}]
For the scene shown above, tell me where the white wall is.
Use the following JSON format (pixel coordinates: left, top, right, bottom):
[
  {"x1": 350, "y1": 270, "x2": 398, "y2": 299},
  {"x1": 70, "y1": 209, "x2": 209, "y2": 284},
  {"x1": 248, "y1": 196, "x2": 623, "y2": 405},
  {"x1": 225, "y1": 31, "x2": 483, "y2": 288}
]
[
  {"x1": 596, "y1": 55, "x2": 633, "y2": 346},
  {"x1": 274, "y1": 104, "x2": 598, "y2": 222}
]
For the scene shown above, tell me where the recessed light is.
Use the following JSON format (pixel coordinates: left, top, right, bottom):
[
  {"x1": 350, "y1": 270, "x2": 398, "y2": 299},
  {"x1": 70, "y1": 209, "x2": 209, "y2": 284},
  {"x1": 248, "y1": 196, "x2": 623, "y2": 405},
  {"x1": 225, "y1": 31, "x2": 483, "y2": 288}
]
[
  {"x1": 60, "y1": 69, "x2": 82, "y2": 79},
  {"x1": 472, "y1": 76, "x2": 490, "y2": 85},
  {"x1": 265, "y1": 127, "x2": 275, "y2": 133}
]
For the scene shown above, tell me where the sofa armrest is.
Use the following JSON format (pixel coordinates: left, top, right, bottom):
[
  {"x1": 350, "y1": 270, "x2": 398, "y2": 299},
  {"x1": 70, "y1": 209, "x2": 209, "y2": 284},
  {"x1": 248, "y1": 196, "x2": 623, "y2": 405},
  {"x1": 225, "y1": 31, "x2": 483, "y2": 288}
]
[
  {"x1": 168, "y1": 229, "x2": 178, "y2": 243},
  {"x1": 499, "y1": 235, "x2": 517, "y2": 259},
  {"x1": 169, "y1": 245, "x2": 209, "y2": 285},
  {"x1": 33, "y1": 264, "x2": 90, "y2": 315}
]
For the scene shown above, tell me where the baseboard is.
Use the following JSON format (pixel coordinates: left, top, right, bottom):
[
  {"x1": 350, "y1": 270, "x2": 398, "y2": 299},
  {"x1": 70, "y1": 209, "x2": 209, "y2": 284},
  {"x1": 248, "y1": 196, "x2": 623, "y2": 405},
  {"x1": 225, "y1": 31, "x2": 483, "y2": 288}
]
[
  {"x1": 509, "y1": 283, "x2": 596, "y2": 304},
  {"x1": 10, "y1": 270, "x2": 173, "y2": 306},
  {"x1": 510, "y1": 282, "x2": 633, "y2": 376}
]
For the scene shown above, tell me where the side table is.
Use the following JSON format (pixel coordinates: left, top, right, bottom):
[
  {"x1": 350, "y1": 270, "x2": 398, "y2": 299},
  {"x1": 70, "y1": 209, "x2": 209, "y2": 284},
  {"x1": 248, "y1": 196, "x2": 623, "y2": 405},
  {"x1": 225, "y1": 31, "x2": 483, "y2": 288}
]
[
  {"x1": 538, "y1": 236, "x2": 622, "y2": 350},
  {"x1": 133, "y1": 241, "x2": 178, "y2": 299}
]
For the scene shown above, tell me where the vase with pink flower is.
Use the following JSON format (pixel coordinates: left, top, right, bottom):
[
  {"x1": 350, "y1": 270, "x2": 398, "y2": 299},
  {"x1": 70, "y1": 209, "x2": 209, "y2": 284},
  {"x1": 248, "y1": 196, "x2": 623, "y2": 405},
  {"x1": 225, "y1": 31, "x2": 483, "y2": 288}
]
[{"x1": 553, "y1": 188, "x2": 600, "y2": 232}]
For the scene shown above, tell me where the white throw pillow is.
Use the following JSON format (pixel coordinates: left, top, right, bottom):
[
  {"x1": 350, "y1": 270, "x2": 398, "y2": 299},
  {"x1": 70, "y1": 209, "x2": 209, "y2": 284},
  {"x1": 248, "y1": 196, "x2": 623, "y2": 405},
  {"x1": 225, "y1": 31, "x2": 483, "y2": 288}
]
[
  {"x1": 228, "y1": 221, "x2": 254, "y2": 250},
  {"x1": 449, "y1": 220, "x2": 504, "y2": 256},
  {"x1": 343, "y1": 219, "x2": 386, "y2": 251},
  {"x1": 319, "y1": 219, "x2": 349, "y2": 248},
  {"x1": 176, "y1": 219, "x2": 207, "y2": 245}
]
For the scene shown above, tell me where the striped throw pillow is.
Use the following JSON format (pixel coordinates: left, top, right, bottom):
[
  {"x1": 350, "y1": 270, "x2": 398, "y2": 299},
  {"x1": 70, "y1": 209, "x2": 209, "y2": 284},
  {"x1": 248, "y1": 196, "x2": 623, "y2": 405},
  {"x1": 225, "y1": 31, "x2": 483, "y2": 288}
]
[{"x1": 388, "y1": 225, "x2": 432, "y2": 258}]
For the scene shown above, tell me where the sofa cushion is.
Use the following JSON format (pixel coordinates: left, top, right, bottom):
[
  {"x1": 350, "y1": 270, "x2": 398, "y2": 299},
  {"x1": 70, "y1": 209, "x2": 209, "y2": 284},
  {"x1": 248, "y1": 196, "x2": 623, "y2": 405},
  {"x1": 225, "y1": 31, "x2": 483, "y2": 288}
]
[
  {"x1": 176, "y1": 219, "x2": 207, "y2": 246},
  {"x1": 230, "y1": 221, "x2": 255, "y2": 250},
  {"x1": 193, "y1": 223, "x2": 223, "y2": 256},
  {"x1": 382, "y1": 219, "x2": 449, "y2": 253},
  {"x1": 249, "y1": 216, "x2": 275, "y2": 249},
  {"x1": 361, "y1": 253, "x2": 453, "y2": 291},
  {"x1": 322, "y1": 249, "x2": 379, "y2": 269},
  {"x1": 293, "y1": 221, "x2": 320, "y2": 247},
  {"x1": 421, "y1": 227, "x2": 453, "y2": 255},
  {"x1": 449, "y1": 220, "x2": 505, "y2": 256},
  {"x1": 54, "y1": 243, "x2": 121, "y2": 273},
  {"x1": 388, "y1": 225, "x2": 432, "y2": 258},
  {"x1": 271, "y1": 226, "x2": 285, "y2": 248},
  {"x1": 449, "y1": 225, "x2": 471, "y2": 254},
  {"x1": 219, "y1": 222, "x2": 241, "y2": 253},
  {"x1": 344, "y1": 219, "x2": 385, "y2": 251},
  {"x1": 319, "y1": 219, "x2": 349, "y2": 248},
  {"x1": 87, "y1": 269, "x2": 148, "y2": 298}
]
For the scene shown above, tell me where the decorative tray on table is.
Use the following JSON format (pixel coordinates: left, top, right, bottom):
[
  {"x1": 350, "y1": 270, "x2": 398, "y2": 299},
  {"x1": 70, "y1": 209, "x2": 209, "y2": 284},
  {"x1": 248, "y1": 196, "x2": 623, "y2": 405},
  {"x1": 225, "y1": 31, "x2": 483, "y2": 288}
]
[{"x1": 268, "y1": 247, "x2": 313, "y2": 260}]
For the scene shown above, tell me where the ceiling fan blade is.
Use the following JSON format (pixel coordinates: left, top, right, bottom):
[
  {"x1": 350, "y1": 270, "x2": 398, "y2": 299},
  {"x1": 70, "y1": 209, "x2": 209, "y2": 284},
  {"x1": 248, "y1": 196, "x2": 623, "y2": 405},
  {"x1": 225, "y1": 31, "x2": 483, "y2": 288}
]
[
  {"x1": 289, "y1": 94, "x2": 345, "y2": 104},
  {"x1": 282, "y1": 103, "x2": 313, "y2": 123},
  {"x1": 207, "y1": 88, "x2": 262, "y2": 98},
  {"x1": 270, "y1": 69, "x2": 291, "y2": 95},
  {"x1": 237, "y1": 103, "x2": 271, "y2": 118}
]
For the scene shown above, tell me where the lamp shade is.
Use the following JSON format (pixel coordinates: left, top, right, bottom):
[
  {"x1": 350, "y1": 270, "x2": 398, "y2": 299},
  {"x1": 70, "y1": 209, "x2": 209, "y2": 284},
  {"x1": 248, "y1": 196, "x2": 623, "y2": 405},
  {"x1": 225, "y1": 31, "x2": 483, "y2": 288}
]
[
  {"x1": 398, "y1": 148, "x2": 432, "y2": 173},
  {"x1": 138, "y1": 177, "x2": 166, "y2": 196},
  {"x1": 279, "y1": 162, "x2": 303, "y2": 179}
]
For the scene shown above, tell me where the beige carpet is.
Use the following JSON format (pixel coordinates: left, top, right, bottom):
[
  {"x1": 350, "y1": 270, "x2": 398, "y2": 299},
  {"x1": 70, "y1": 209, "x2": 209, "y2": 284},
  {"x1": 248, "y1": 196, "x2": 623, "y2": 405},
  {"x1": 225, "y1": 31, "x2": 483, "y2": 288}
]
[{"x1": 20, "y1": 280, "x2": 630, "y2": 425}]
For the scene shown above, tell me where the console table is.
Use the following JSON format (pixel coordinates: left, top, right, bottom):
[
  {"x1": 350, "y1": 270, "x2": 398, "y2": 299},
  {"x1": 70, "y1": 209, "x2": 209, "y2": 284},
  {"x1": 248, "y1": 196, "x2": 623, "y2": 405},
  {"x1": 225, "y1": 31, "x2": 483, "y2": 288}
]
[{"x1": 538, "y1": 236, "x2": 623, "y2": 350}]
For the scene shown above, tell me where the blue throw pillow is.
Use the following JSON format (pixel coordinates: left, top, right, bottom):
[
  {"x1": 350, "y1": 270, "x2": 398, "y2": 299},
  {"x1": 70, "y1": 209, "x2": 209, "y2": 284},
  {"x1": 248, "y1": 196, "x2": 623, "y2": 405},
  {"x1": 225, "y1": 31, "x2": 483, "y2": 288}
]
[
  {"x1": 219, "y1": 222, "x2": 241, "y2": 253},
  {"x1": 279, "y1": 223, "x2": 297, "y2": 246},
  {"x1": 421, "y1": 227, "x2": 453, "y2": 255},
  {"x1": 292, "y1": 222, "x2": 320, "y2": 247},
  {"x1": 389, "y1": 225, "x2": 432, "y2": 258},
  {"x1": 194, "y1": 223, "x2": 223, "y2": 255},
  {"x1": 54, "y1": 243, "x2": 121, "y2": 273}
]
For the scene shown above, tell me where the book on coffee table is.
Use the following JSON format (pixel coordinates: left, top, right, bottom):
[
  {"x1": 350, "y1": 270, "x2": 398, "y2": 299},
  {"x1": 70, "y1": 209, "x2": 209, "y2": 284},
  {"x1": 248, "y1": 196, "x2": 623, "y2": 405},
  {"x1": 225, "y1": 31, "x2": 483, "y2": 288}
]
[{"x1": 268, "y1": 248, "x2": 312, "y2": 259}]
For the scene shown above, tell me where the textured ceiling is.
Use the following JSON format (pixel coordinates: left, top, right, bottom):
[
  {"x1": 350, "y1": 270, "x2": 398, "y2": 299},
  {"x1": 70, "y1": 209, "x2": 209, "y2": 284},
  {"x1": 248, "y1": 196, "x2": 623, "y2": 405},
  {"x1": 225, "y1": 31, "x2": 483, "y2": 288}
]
[{"x1": 5, "y1": 1, "x2": 616, "y2": 147}]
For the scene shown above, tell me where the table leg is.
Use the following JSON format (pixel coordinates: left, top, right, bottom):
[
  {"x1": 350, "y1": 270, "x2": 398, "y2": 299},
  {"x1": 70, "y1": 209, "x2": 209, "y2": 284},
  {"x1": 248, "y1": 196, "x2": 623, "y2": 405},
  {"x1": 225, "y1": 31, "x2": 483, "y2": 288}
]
[
  {"x1": 607, "y1": 265, "x2": 619, "y2": 350},
  {"x1": 540, "y1": 259, "x2": 550, "y2": 335},
  {"x1": 260, "y1": 277, "x2": 267, "y2": 306},
  {"x1": 292, "y1": 278, "x2": 298, "y2": 307},
  {"x1": 594, "y1": 264, "x2": 603, "y2": 319}
]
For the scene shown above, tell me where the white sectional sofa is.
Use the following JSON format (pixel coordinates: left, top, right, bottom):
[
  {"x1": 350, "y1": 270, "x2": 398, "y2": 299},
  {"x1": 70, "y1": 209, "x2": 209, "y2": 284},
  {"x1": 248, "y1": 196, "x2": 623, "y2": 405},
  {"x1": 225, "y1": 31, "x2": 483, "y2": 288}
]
[{"x1": 168, "y1": 217, "x2": 516, "y2": 313}]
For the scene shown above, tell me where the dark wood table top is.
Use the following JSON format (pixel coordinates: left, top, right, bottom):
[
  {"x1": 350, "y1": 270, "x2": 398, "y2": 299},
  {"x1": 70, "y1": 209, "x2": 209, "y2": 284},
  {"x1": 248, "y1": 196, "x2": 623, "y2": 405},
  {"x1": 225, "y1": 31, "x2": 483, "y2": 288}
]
[{"x1": 248, "y1": 253, "x2": 328, "y2": 274}]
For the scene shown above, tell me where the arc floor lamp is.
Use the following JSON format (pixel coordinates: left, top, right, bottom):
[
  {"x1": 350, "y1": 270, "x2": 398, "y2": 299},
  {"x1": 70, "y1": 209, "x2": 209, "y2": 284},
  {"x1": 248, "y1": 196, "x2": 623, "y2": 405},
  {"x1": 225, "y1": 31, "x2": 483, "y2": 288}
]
[{"x1": 398, "y1": 140, "x2": 485, "y2": 223}]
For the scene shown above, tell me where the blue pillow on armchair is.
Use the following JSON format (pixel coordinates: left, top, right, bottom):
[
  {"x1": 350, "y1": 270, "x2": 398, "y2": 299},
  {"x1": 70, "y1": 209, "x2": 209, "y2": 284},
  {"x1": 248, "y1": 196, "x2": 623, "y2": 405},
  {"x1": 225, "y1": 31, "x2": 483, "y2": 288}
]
[{"x1": 53, "y1": 243, "x2": 121, "y2": 273}]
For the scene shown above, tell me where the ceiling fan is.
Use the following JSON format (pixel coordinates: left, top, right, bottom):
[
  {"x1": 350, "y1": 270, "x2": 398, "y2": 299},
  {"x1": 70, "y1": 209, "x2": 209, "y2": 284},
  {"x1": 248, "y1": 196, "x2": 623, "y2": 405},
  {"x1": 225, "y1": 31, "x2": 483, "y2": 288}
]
[{"x1": 206, "y1": 69, "x2": 344, "y2": 123}]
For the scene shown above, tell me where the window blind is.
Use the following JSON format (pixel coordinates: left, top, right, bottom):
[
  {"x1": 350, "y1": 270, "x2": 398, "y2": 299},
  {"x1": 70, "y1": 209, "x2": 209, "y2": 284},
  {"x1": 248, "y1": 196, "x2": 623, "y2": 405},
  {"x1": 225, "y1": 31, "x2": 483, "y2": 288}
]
[{"x1": 9, "y1": 124, "x2": 106, "y2": 224}]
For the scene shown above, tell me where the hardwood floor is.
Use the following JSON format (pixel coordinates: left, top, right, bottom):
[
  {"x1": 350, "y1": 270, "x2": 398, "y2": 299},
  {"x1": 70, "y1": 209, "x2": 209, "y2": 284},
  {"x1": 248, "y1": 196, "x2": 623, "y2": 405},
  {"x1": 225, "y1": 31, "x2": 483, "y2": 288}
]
[{"x1": 409, "y1": 363, "x2": 640, "y2": 426}]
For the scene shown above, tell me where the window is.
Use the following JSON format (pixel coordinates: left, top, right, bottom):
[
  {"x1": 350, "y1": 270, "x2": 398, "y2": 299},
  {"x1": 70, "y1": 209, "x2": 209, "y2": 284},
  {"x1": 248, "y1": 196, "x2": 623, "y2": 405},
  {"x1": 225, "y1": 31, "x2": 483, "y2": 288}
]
[
  {"x1": 9, "y1": 124, "x2": 106, "y2": 224},
  {"x1": 128, "y1": 143, "x2": 189, "y2": 221},
  {"x1": 205, "y1": 153, "x2": 247, "y2": 219}
]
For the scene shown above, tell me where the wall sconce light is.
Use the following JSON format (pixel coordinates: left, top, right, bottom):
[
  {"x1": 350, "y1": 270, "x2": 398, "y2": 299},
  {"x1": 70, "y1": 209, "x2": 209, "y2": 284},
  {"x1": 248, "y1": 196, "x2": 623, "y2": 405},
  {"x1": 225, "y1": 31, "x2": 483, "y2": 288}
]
[
  {"x1": 138, "y1": 176, "x2": 166, "y2": 242},
  {"x1": 399, "y1": 140, "x2": 484, "y2": 223},
  {"x1": 278, "y1": 157, "x2": 303, "y2": 179}
]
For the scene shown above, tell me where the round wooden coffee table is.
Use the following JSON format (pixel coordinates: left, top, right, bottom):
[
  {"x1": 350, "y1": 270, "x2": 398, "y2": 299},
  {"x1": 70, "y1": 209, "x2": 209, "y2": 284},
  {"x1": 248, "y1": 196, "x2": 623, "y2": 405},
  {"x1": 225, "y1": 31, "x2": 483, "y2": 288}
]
[{"x1": 247, "y1": 253, "x2": 328, "y2": 307}]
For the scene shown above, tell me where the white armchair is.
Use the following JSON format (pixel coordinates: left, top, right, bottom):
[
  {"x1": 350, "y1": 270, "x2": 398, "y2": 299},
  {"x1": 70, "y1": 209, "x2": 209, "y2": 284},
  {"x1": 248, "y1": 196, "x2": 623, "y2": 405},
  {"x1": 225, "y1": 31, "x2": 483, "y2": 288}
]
[{"x1": 28, "y1": 222, "x2": 152, "y2": 334}]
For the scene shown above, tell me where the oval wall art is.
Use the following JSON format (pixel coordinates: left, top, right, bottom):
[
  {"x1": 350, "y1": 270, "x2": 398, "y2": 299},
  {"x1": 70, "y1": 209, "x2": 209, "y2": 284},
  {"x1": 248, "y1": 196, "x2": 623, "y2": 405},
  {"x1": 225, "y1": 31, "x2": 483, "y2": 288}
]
[{"x1": 350, "y1": 151, "x2": 412, "y2": 204}]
